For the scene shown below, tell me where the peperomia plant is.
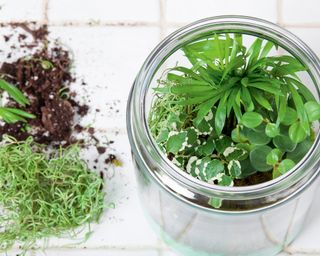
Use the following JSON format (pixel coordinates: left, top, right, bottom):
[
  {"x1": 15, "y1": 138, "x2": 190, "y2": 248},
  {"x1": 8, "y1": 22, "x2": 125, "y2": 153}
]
[{"x1": 148, "y1": 33, "x2": 320, "y2": 187}]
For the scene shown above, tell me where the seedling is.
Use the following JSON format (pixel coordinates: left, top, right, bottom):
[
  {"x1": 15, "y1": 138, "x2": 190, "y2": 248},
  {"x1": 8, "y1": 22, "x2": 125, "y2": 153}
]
[{"x1": 0, "y1": 78, "x2": 35, "y2": 123}]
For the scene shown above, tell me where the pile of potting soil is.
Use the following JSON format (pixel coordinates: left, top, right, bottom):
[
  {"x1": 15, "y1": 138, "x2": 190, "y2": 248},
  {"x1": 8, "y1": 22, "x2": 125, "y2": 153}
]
[
  {"x1": 0, "y1": 23, "x2": 120, "y2": 253},
  {"x1": 0, "y1": 24, "x2": 88, "y2": 146}
]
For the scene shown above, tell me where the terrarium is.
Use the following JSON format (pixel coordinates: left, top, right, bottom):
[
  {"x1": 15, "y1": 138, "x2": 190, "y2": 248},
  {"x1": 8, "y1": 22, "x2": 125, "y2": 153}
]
[{"x1": 127, "y1": 16, "x2": 320, "y2": 256}]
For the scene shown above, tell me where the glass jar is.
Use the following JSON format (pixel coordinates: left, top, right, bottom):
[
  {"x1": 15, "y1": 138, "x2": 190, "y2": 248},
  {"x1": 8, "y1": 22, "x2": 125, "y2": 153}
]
[{"x1": 127, "y1": 16, "x2": 320, "y2": 256}]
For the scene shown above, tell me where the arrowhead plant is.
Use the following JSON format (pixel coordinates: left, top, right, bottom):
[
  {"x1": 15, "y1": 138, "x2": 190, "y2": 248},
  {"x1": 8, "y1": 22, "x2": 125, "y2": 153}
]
[{"x1": 148, "y1": 33, "x2": 320, "y2": 188}]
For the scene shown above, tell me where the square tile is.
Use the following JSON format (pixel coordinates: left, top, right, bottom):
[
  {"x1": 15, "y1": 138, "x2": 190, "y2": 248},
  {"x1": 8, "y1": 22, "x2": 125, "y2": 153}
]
[
  {"x1": 282, "y1": 0, "x2": 320, "y2": 24},
  {"x1": 166, "y1": 0, "x2": 277, "y2": 24},
  {"x1": 49, "y1": 26, "x2": 160, "y2": 130},
  {"x1": 49, "y1": 0, "x2": 160, "y2": 23},
  {"x1": 0, "y1": 0, "x2": 43, "y2": 22}
]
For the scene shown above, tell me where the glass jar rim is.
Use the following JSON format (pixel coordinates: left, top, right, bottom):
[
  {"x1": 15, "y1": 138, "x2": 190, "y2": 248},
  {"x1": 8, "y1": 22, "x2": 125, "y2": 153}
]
[{"x1": 127, "y1": 15, "x2": 320, "y2": 201}]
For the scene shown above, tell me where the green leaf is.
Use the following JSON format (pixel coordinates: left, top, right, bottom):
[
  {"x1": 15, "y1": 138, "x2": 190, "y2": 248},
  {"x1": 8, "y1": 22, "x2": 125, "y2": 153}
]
[
  {"x1": 228, "y1": 160, "x2": 241, "y2": 178},
  {"x1": 171, "y1": 66, "x2": 205, "y2": 81},
  {"x1": 166, "y1": 131, "x2": 187, "y2": 154},
  {"x1": 276, "y1": 87, "x2": 288, "y2": 125},
  {"x1": 273, "y1": 135, "x2": 297, "y2": 152},
  {"x1": 249, "y1": 145, "x2": 273, "y2": 172},
  {"x1": 304, "y1": 101, "x2": 320, "y2": 122},
  {"x1": 157, "y1": 129, "x2": 169, "y2": 143},
  {"x1": 0, "y1": 79, "x2": 29, "y2": 106},
  {"x1": 226, "y1": 88, "x2": 239, "y2": 116},
  {"x1": 278, "y1": 159, "x2": 296, "y2": 175},
  {"x1": 241, "y1": 87, "x2": 254, "y2": 111},
  {"x1": 223, "y1": 146, "x2": 248, "y2": 161},
  {"x1": 215, "y1": 135, "x2": 232, "y2": 154},
  {"x1": 200, "y1": 159, "x2": 225, "y2": 182},
  {"x1": 197, "y1": 139, "x2": 215, "y2": 156},
  {"x1": 0, "y1": 108, "x2": 26, "y2": 123},
  {"x1": 247, "y1": 82, "x2": 283, "y2": 96},
  {"x1": 214, "y1": 91, "x2": 230, "y2": 135},
  {"x1": 289, "y1": 121, "x2": 307, "y2": 143},
  {"x1": 40, "y1": 60, "x2": 54, "y2": 70},
  {"x1": 218, "y1": 174, "x2": 233, "y2": 186},
  {"x1": 288, "y1": 82, "x2": 310, "y2": 135},
  {"x1": 231, "y1": 126, "x2": 247, "y2": 143},
  {"x1": 265, "y1": 123, "x2": 280, "y2": 138},
  {"x1": 3, "y1": 108, "x2": 35, "y2": 119},
  {"x1": 194, "y1": 95, "x2": 220, "y2": 126},
  {"x1": 208, "y1": 197, "x2": 222, "y2": 208},
  {"x1": 244, "y1": 126, "x2": 271, "y2": 145},
  {"x1": 241, "y1": 112, "x2": 263, "y2": 128},
  {"x1": 238, "y1": 158, "x2": 257, "y2": 178},
  {"x1": 266, "y1": 148, "x2": 282, "y2": 165},
  {"x1": 288, "y1": 78, "x2": 316, "y2": 102},
  {"x1": 247, "y1": 38, "x2": 262, "y2": 68},
  {"x1": 170, "y1": 84, "x2": 214, "y2": 96},
  {"x1": 287, "y1": 139, "x2": 313, "y2": 163},
  {"x1": 281, "y1": 107, "x2": 298, "y2": 126},
  {"x1": 259, "y1": 41, "x2": 274, "y2": 59},
  {"x1": 195, "y1": 117, "x2": 213, "y2": 135},
  {"x1": 250, "y1": 89, "x2": 273, "y2": 111},
  {"x1": 221, "y1": 56, "x2": 245, "y2": 81}
]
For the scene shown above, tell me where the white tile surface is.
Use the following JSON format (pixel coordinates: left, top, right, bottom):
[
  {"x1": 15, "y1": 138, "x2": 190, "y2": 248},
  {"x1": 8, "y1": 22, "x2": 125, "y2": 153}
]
[
  {"x1": 49, "y1": 26, "x2": 160, "y2": 130},
  {"x1": 166, "y1": 0, "x2": 278, "y2": 24},
  {"x1": 1, "y1": 0, "x2": 320, "y2": 255},
  {"x1": 0, "y1": 0, "x2": 43, "y2": 22},
  {"x1": 282, "y1": 0, "x2": 320, "y2": 24},
  {"x1": 49, "y1": 0, "x2": 160, "y2": 23}
]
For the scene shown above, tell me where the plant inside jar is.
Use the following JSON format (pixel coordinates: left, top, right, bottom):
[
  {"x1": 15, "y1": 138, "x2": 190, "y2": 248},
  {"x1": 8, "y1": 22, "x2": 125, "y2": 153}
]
[{"x1": 148, "y1": 33, "x2": 320, "y2": 194}]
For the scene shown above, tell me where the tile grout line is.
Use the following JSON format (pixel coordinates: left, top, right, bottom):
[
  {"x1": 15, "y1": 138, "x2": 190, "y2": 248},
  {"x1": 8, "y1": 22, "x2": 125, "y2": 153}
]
[
  {"x1": 159, "y1": 0, "x2": 167, "y2": 39},
  {"x1": 42, "y1": 0, "x2": 49, "y2": 24},
  {"x1": 276, "y1": 0, "x2": 284, "y2": 27},
  {"x1": 0, "y1": 20, "x2": 319, "y2": 29}
]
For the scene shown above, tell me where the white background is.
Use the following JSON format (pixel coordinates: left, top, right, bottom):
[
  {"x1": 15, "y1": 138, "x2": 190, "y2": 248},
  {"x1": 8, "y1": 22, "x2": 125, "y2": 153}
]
[{"x1": 0, "y1": 0, "x2": 320, "y2": 255}]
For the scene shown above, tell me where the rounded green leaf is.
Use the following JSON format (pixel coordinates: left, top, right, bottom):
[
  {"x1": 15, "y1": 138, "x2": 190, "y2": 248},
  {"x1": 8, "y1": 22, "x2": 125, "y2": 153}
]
[
  {"x1": 238, "y1": 158, "x2": 257, "y2": 178},
  {"x1": 227, "y1": 160, "x2": 241, "y2": 178},
  {"x1": 287, "y1": 139, "x2": 313, "y2": 164},
  {"x1": 244, "y1": 127, "x2": 271, "y2": 145},
  {"x1": 231, "y1": 126, "x2": 247, "y2": 143},
  {"x1": 241, "y1": 112, "x2": 263, "y2": 128},
  {"x1": 197, "y1": 139, "x2": 215, "y2": 156},
  {"x1": 166, "y1": 131, "x2": 187, "y2": 154},
  {"x1": 289, "y1": 121, "x2": 307, "y2": 143},
  {"x1": 304, "y1": 101, "x2": 320, "y2": 122},
  {"x1": 273, "y1": 135, "x2": 297, "y2": 152},
  {"x1": 218, "y1": 174, "x2": 233, "y2": 186},
  {"x1": 199, "y1": 159, "x2": 225, "y2": 182},
  {"x1": 223, "y1": 146, "x2": 248, "y2": 161},
  {"x1": 278, "y1": 159, "x2": 296, "y2": 175},
  {"x1": 249, "y1": 145, "x2": 273, "y2": 172},
  {"x1": 281, "y1": 107, "x2": 297, "y2": 126},
  {"x1": 266, "y1": 148, "x2": 282, "y2": 166},
  {"x1": 265, "y1": 123, "x2": 280, "y2": 138},
  {"x1": 215, "y1": 135, "x2": 232, "y2": 153},
  {"x1": 156, "y1": 129, "x2": 169, "y2": 143},
  {"x1": 209, "y1": 197, "x2": 222, "y2": 208}
]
